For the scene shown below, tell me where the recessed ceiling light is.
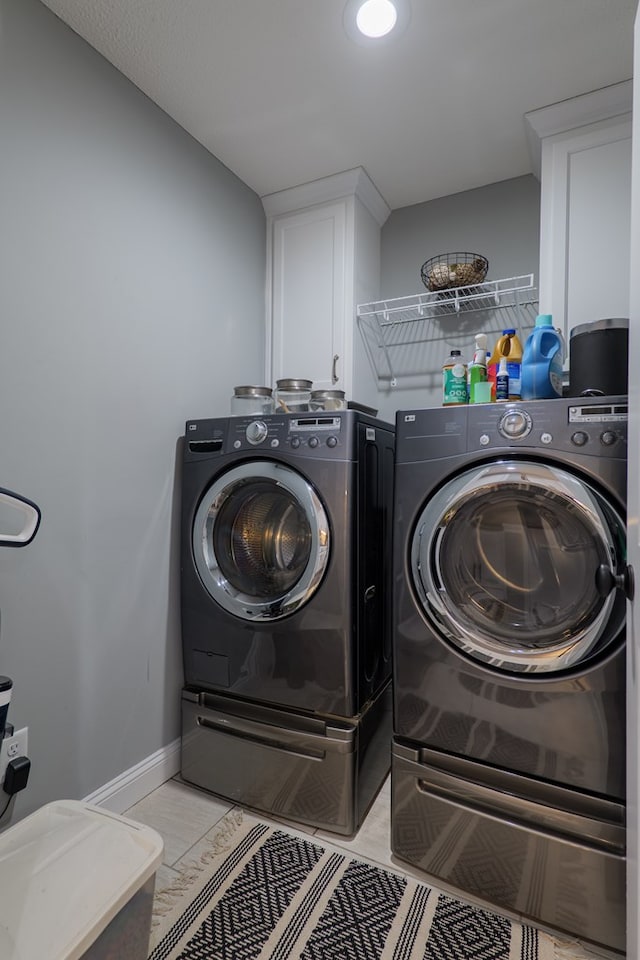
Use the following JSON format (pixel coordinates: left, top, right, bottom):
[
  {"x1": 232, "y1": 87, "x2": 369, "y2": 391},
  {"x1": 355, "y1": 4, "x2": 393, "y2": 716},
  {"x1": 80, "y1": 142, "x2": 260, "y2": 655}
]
[
  {"x1": 343, "y1": 0, "x2": 410, "y2": 46},
  {"x1": 356, "y1": 0, "x2": 397, "y2": 38}
]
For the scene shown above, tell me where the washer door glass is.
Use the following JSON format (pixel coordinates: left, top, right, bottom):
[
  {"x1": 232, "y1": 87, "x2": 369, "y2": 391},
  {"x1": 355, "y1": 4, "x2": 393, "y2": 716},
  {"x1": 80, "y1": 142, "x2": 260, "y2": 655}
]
[
  {"x1": 193, "y1": 461, "x2": 330, "y2": 621},
  {"x1": 412, "y1": 460, "x2": 626, "y2": 673}
]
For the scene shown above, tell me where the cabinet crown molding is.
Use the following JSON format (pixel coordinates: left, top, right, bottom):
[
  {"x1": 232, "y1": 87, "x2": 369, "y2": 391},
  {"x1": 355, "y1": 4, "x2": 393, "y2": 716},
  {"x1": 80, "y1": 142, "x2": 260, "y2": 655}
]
[
  {"x1": 524, "y1": 80, "x2": 632, "y2": 179},
  {"x1": 261, "y1": 166, "x2": 390, "y2": 226}
]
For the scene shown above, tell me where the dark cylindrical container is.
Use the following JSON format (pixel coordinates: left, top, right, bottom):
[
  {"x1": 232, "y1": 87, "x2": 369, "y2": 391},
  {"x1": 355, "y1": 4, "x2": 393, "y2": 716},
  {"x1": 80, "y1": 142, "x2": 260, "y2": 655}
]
[
  {"x1": 568, "y1": 318, "x2": 629, "y2": 397},
  {"x1": 0, "y1": 677, "x2": 12, "y2": 735}
]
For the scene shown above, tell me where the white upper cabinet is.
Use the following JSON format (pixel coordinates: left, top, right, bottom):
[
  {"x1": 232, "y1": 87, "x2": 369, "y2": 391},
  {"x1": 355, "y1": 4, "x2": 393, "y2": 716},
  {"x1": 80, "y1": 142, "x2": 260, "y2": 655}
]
[
  {"x1": 525, "y1": 81, "x2": 632, "y2": 344},
  {"x1": 262, "y1": 168, "x2": 390, "y2": 408}
]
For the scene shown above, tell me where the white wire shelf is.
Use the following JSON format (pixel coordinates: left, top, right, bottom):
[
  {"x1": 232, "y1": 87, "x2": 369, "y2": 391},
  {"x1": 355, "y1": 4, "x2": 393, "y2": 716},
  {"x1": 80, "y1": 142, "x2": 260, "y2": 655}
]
[
  {"x1": 357, "y1": 274, "x2": 538, "y2": 387},
  {"x1": 358, "y1": 274, "x2": 536, "y2": 326}
]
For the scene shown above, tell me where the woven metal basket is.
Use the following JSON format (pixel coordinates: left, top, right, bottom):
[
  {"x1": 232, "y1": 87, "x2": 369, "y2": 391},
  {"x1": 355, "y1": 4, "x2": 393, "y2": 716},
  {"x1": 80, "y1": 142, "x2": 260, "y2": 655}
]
[{"x1": 420, "y1": 252, "x2": 489, "y2": 292}]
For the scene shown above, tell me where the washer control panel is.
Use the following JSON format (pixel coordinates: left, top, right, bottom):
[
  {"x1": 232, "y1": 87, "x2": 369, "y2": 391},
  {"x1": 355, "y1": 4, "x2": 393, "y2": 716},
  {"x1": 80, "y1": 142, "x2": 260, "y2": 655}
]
[
  {"x1": 235, "y1": 416, "x2": 344, "y2": 452},
  {"x1": 396, "y1": 397, "x2": 628, "y2": 466},
  {"x1": 183, "y1": 413, "x2": 360, "y2": 458},
  {"x1": 467, "y1": 398, "x2": 628, "y2": 456}
]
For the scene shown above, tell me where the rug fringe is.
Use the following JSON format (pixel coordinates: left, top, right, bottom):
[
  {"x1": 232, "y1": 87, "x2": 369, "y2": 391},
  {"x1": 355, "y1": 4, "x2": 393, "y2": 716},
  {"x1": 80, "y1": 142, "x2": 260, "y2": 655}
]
[
  {"x1": 151, "y1": 808, "x2": 245, "y2": 926},
  {"x1": 550, "y1": 933, "x2": 617, "y2": 960}
]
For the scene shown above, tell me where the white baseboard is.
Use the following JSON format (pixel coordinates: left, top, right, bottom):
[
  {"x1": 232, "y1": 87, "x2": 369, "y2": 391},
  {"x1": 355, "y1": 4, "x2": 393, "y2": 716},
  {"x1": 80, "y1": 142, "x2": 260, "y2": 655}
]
[{"x1": 83, "y1": 738, "x2": 181, "y2": 814}]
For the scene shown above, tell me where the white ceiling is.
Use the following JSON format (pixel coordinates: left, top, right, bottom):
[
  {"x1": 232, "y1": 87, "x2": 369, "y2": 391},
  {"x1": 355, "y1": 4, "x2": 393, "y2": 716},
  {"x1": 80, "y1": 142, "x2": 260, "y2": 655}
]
[{"x1": 40, "y1": 0, "x2": 637, "y2": 211}]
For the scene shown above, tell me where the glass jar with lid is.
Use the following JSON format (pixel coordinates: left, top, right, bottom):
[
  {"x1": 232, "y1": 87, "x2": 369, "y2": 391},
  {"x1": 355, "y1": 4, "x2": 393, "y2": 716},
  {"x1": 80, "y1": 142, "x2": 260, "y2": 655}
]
[
  {"x1": 275, "y1": 379, "x2": 312, "y2": 413},
  {"x1": 230, "y1": 386, "x2": 275, "y2": 417},
  {"x1": 309, "y1": 390, "x2": 347, "y2": 411}
]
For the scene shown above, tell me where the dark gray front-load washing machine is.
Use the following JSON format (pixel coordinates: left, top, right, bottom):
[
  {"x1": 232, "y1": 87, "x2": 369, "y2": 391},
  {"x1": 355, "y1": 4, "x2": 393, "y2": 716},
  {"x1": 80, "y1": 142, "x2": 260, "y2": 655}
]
[
  {"x1": 391, "y1": 396, "x2": 629, "y2": 953},
  {"x1": 180, "y1": 410, "x2": 394, "y2": 834}
]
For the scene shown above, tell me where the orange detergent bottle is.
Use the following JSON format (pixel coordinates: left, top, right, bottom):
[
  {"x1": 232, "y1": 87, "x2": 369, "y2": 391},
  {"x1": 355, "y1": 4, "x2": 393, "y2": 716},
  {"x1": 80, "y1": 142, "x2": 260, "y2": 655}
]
[{"x1": 487, "y1": 328, "x2": 523, "y2": 400}]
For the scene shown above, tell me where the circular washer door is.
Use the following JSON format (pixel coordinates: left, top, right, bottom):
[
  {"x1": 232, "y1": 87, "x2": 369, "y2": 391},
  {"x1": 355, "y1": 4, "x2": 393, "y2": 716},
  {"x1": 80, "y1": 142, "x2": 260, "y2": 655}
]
[
  {"x1": 193, "y1": 460, "x2": 330, "y2": 621},
  {"x1": 411, "y1": 459, "x2": 626, "y2": 673}
]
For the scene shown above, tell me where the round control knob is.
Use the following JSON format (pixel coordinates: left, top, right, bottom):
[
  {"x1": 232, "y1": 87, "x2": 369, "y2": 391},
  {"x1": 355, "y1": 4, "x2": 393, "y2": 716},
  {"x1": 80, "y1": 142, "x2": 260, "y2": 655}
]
[
  {"x1": 600, "y1": 431, "x2": 617, "y2": 446},
  {"x1": 327, "y1": 436, "x2": 338, "y2": 448},
  {"x1": 498, "y1": 409, "x2": 532, "y2": 440},
  {"x1": 290, "y1": 437, "x2": 301, "y2": 449},
  {"x1": 571, "y1": 431, "x2": 588, "y2": 447},
  {"x1": 308, "y1": 436, "x2": 319, "y2": 448},
  {"x1": 245, "y1": 420, "x2": 268, "y2": 445}
]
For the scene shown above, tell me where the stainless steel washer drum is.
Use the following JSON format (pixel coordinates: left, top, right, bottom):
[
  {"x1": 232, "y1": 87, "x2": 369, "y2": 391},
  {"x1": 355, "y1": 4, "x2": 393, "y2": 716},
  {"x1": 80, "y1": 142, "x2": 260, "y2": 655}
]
[
  {"x1": 411, "y1": 459, "x2": 626, "y2": 673},
  {"x1": 193, "y1": 460, "x2": 330, "y2": 621}
]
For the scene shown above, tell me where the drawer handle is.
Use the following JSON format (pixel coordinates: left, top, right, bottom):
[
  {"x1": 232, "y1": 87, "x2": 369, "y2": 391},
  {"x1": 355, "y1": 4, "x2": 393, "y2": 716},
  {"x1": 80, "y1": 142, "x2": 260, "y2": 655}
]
[
  {"x1": 196, "y1": 711, "x2": 353, "y2": 755},
  {"x1": 198, "y1": 716, "x2": 324, "y2": 759},
  {"x1": 415, "y1": 775, "x2": 625, "y2": 855}
]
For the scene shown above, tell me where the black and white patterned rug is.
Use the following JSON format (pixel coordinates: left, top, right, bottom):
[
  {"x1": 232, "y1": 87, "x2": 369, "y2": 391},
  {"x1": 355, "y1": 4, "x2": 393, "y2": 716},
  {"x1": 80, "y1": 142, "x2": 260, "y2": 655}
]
[{"x1": 148, "y1": 814, "x2": 554, "y2": 960}]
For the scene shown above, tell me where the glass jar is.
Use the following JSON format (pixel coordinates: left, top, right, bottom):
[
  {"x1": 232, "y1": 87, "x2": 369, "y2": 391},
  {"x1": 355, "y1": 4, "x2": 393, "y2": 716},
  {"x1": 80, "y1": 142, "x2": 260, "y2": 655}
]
[
  {"x1": 230, "y1": 385, "x2": 275, "y2": 417},
  {"x1": 309, "y1": 390, "x2": 347, "y2": 411},
  {"x1": 274, "y1": 379, "x2": 313, "y2": 414}
]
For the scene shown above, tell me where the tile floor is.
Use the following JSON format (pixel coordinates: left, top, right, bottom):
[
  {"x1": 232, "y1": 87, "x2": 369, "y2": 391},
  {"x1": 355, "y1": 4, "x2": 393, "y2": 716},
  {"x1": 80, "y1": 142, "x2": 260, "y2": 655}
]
[{"x1": 124, "y1": 774, "x2": 616, "y2": 960}]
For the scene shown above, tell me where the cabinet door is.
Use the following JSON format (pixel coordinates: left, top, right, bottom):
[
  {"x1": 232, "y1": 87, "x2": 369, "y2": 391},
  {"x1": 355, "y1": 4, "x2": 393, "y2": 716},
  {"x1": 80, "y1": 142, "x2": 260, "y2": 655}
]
[
  {"x1": 269, "y1": 202, "x2": 349, "y2": 392},
  {"x1": 539, "y1": 116, "x2": 632, "y2": 341}
]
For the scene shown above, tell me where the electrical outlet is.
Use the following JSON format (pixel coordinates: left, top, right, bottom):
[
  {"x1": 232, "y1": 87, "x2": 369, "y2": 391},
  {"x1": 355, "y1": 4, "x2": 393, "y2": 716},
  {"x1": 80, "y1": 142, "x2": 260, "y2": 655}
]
[{"x1": 0, "y1": 727, "x2": 28, "y2": 785}]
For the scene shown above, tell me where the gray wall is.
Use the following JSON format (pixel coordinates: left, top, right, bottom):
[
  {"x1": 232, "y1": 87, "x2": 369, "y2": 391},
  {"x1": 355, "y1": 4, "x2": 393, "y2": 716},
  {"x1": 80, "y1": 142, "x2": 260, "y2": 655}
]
[
  {"x1": 0, "y1": 0, "x2": 542, "y2": 820},
  {"x1": 0, "y1": 0, "x2": 266, "y2": 817},
  {"x1": 373, "y1": 176, "x2": 540, "y2": 419}
]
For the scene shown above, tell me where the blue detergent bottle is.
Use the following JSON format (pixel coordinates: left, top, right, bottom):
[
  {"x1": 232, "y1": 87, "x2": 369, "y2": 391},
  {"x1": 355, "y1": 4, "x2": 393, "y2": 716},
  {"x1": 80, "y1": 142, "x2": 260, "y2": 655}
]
[{"x1": 521, "y1": 314, "x2": 564, "y2": 400}]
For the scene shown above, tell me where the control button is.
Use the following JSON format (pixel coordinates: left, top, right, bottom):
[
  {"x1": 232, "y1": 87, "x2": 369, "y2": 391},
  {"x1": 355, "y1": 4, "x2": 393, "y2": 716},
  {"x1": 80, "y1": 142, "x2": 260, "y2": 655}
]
[
  {"x1": 270, "y1": 438, "x2": 279, "y2": 448},
  {"x1": 479, "y1": 434, "x2": 490, "y2": 446},
  {"x1": 290, "y1": 437, "x2": 301, "y2": 449},
  {"x1": 498, "y1": 409, "x2": 532, "y2": 440},
  {"x1": 233, "y1": 440, "x2": 242, "y2": 449},
  {"x1": 540, "y1": 432, "x2": 552, "y2": 444},
  {"x1": 245, "y1": 420, "x2": 268, "y2": 445},
  {"x1": 601, "y1": 431, "x2": 617, "y2": 446},
  {"x1": 326, "y1": 436, "x2": 338, "y2": 448},
  {"x1": 571, "y1": 431, "x2": 588, "y2": 447},
  {"x1": 308, "y1": 436, "x2": 319, "y2": 448}
]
